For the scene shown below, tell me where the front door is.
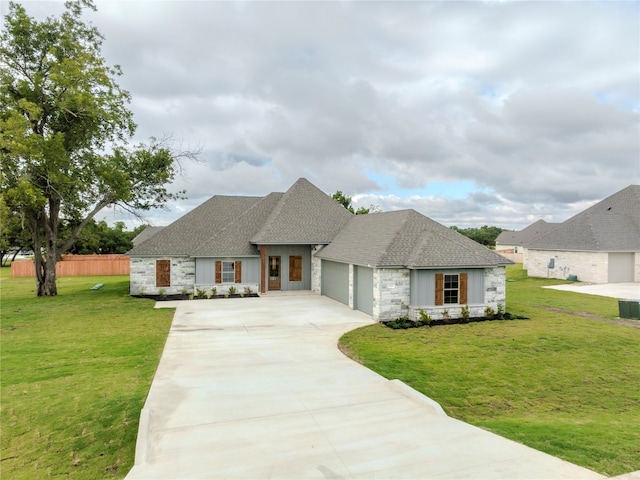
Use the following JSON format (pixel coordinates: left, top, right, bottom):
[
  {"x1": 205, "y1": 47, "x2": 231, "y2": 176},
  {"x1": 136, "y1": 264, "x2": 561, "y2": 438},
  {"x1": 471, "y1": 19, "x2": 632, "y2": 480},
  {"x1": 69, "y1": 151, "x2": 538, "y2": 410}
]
[{"x1": 268, "y1": 256, "x2": 281, "y2": 291}]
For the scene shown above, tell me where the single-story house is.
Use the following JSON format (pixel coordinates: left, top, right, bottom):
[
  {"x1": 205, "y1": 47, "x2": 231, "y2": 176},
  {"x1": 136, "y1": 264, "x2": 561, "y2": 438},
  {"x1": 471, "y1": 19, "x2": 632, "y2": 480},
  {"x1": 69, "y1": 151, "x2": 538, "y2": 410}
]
[
  {"x1": 495, "y1": 220, "x2": 558, "y2": 254},
  {"x1": 524, "y1": 185, "x2": 640, "y2": 283},
  {"x1": 128, "y1": 178, "x2": 513, "y2": 321}
]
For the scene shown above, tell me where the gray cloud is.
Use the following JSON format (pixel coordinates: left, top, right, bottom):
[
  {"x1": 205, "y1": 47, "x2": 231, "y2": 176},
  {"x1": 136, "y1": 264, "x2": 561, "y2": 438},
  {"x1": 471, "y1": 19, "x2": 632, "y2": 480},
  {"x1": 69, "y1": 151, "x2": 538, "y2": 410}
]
[{"x1": 11, "y1": 0, "x2": 639, "y2": 230}]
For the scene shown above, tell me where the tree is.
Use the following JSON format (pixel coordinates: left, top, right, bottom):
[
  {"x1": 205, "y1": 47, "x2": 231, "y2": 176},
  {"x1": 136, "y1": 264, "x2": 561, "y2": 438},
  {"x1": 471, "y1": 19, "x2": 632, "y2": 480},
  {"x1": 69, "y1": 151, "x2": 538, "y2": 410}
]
[
  {"x1": 331, "y1": 190, "x2": 380, "y2": 215},
  {"x1": 0, "y1": 1, "x2": 195, "y2": 295},
  {"x1": 450, "y1": 225, "x2": 505, "y2": 247}
]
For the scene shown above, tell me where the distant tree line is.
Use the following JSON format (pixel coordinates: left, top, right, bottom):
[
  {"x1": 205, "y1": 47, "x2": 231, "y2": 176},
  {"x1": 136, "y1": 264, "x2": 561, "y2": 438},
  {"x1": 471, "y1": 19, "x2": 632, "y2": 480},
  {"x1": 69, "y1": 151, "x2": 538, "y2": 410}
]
[
  {"x1": 331, "y1": 191, "x2": 381, "y2": 215},
  {"x1": 1, "y1": 207, "x2": 147, "y2": 265},
  {"x1": 450, "y1": 225, "x2": 505, "y2": 247}
]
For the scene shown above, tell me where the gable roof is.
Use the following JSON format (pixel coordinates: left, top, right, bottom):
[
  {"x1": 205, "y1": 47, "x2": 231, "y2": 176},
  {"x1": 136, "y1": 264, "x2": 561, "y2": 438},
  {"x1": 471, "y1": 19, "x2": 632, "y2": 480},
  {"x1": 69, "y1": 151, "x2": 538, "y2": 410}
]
[
  {"x1": 132, "y1": 226, "x2": 164, "y2": 246},
  {"x1": 128, "y1": 178, "x2": 353, "y2": 257},
  {"x1": 496, "y1": 220, "x2": 559, "y2": 247},
  {"x1": 526, "y1": 185, "x2": 640, "y2": 251},
  {"x1": 316, "y1": 209, "x2": 512, "y2": 268},
  {"x1": 251, "y1": 178, "x2": 352, "y2": 244}
]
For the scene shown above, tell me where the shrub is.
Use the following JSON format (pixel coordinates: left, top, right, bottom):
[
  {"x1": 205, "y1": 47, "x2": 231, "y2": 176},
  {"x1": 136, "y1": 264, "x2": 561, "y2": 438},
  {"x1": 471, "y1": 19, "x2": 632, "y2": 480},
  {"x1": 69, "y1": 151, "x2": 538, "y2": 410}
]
[
  {"x1": 484, "y1": 306, "x2": 496, "y2": 319},
  {"x1": 442, "y1": 309, "x2": 451, "y2": 321},
  {"x1": 228, "y1": 286, "x2": 237, "y2": 295},
  {"x1": 461, "y1": 305, "x2": 470, "y2": 321},
  {"x1": 496, "y1": 303, "x2": 505, "y2": 320},
  {"x1": 418, "y1": 308, "x2": 433, "y2": 326},
  {"x1": 210, "y1": 286, "x2": 217, "y2": 296},
  {"x1": 243, "y1": 286, "x2": 253, "y2": 295},
  {"x1": 196, "y1": 288, "x2": 208, "y2": 299},
  {"x1": 384, "y1": 317, "x2": 420, "y2": 330}
]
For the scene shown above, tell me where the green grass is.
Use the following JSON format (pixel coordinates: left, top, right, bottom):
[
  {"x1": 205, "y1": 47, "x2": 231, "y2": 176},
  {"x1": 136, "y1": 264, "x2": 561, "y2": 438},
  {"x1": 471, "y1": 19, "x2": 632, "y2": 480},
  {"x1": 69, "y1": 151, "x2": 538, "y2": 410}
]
[
  {"x1": 1, "y1": 268, "x2": 173, "y2": 479},
  {"x1": 339, "y1": 265, "x2": 640, "y2": 476}
]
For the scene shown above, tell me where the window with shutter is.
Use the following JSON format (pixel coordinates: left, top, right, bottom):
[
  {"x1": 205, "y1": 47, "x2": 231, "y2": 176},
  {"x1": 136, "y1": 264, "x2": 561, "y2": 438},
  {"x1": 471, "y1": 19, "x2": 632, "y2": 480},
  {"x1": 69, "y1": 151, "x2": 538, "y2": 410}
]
[
  {"x1": 460, "y1": 273, "x2": 468, "y2": 305},
  {"x1": 215, "y1": 261, "x2": 222, "y2": 284},
  {"x1": 156, "y1": 259, "x2": 170, "y2": 287},
  {"x1": 235, "y1": 261, "x2": 242, "y2": 283},
  {"x1": 289, "y1": 256, "x2": 302, "y2": 282},
  {"x1": 222, "y1": 261, "x2": 235, "y2": 283}
]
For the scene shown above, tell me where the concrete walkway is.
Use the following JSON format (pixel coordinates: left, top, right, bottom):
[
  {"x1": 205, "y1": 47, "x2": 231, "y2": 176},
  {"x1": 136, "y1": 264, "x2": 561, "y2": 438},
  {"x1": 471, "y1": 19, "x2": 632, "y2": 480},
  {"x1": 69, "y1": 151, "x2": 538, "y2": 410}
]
[
  {"x1": 543, "y1": 282, "x2": 639, "y2": 300},
  {"x1": 126, "y1": 295, "x2": 605, "y2": 480}
]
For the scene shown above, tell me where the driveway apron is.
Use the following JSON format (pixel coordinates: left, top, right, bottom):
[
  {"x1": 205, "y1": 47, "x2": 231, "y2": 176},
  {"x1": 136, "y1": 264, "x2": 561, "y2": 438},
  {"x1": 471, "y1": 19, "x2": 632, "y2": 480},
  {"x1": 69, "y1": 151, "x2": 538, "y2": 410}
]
[{"x1": 126, "y1": 294, "x2": 604, "y2": 480}]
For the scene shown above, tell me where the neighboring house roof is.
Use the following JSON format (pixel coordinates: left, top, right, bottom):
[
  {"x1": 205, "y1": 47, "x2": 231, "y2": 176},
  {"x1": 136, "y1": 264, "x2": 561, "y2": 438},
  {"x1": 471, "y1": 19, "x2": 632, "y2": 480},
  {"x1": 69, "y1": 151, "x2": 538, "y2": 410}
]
[
  {"x1": 132, "y1": 226, "x2": 164, "y2": 246},
  {"x1": 527, "y1": 185, "x2": 640, "y2": 252},
  {"x1": 496, "y1": 220, "x2": 559, "y2": 247},
  {"x1": 316, "y1": 209, "x2": 513, "y2": 268},
  {"x1": 128, "y1": 178, "x2": 353, "y2": 257}
]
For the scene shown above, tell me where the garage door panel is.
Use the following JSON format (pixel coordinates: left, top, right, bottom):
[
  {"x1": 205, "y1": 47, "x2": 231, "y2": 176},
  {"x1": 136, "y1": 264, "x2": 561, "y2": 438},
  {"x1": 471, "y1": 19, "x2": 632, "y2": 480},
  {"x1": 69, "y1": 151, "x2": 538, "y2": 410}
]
[
  {"x1": 355, "y1": 266, "x2": 373, "y2": 316},
  {"x1": 322, "y1": 260, "x2": 349, "y2": 306},
  {"x1": 609, "y1": 253, "x2": 634, "y2": 283}
]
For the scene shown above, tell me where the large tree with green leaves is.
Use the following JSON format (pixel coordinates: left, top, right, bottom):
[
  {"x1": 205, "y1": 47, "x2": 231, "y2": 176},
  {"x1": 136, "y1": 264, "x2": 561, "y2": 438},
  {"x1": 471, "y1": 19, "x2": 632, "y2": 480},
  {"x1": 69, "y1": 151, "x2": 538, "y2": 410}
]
[{"x1": 0, "y1": 1, "x2": 194, "y2": 295}]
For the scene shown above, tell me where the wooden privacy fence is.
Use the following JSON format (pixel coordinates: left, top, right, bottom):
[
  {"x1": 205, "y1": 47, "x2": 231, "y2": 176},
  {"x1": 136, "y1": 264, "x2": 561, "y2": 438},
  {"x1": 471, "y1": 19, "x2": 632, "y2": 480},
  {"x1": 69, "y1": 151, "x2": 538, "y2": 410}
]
[{"x1": 11, "y1": 254, "x2": 130, "y2": 278}]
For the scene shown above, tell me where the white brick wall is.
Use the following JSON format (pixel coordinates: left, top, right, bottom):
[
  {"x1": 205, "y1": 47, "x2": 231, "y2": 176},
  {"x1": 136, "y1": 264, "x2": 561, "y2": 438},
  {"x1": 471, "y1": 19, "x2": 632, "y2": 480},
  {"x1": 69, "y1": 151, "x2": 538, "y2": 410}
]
[
  {"x1": 525, "y1": 250, "x2": 608, "y2": 283},
  {"x1": 310, "y1": 245, "x2": 323, "y2": 294}
]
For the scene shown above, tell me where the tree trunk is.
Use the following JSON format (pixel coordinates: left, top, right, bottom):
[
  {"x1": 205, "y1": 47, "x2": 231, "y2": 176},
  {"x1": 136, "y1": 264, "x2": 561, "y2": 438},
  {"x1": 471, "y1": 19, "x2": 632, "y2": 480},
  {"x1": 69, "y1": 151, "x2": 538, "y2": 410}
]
[{"x1": 31, "y1": 201, "x2": 60, "y2": 297}]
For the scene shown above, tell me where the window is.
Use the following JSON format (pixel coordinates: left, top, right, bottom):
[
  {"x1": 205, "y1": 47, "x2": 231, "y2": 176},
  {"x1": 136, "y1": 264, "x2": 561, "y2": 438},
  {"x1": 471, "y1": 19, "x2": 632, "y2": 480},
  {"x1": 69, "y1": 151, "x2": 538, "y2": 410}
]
[
  {"x1": 156, "y1": 259, "x2": 170, "y2": 287},
  {"x1": 289, "y1": 256, "x2": 302, "y2": 282},
  {"x1": 215, "y1": 260, "x2": 241, "y2": 284},
  {"x1": 444, "y1": 274, "x2": 459, "y2": 304},
  {"x1": 435, "y1": 272, "x2": 468, "y2": 305},
  {"x1": 222, "y1": 261, "x2": 235, "y2": 283}
]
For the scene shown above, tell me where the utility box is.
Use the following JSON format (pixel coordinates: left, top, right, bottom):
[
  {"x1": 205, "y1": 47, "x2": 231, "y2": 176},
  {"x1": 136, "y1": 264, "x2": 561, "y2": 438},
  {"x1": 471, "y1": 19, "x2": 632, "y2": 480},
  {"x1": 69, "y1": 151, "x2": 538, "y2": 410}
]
[{"x1": 618, "y1": 299, "x2": 640, "y2": 320}]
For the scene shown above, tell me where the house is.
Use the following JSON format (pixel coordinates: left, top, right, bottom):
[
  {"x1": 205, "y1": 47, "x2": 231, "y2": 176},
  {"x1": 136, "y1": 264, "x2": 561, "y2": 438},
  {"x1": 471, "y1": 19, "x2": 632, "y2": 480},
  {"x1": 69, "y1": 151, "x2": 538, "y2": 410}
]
[
  {"x1": 495, "y1": 220, "x2": 559, "y2": 254},
  {"x1": 524, "y1": 185, "x2": 640, "y2": 283},
  {"x1": 128, "y1": 178, "x2": 512, "y2": 321}
]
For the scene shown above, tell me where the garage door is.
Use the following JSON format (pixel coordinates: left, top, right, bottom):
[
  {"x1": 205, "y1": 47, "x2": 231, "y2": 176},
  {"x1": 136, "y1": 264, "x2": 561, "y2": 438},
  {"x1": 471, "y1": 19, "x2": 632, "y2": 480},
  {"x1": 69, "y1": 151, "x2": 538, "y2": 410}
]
[
  {"x1": 321, "y1": 260, "x2": 349, "y2": 306},
  {"x1": 608, "y1": 253, "x2": 634, "y2": 283},
  {"x1": 355, "y1": 266, "x2": 373, "y2": 316}
]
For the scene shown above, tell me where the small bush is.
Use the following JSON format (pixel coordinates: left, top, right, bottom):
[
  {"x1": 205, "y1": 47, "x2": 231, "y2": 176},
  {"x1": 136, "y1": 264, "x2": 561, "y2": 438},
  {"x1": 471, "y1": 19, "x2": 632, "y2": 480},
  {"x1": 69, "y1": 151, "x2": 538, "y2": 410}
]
[
  {"x1": 196, "y1": 288, "x2": 208, "y2": 299},
  {"x1": 418, "y1": 308, "x2": 433, "y2": 326},
  {"x1": 228, "y1": 286, "x2": 237, "y2": 295},
  {"x1": 243, "y1": 286, "x2": 253, "y2": 295},
  {"x1": 484, "y1": 306, "x2": 496, "y2": 319},
  {"x1": 384, "y1": 317, "x2": 421, "y2": 330},
  {"x1": 461, "y1": 305, "x2": 470, "y2": 321},
  {"x1": 496, "y1": 303, "x2": 505, "y2": 320},
  {"x1": 210, "y1": 286, "x2": 217, "y2": 296},
  {"x1": 442, "y1": 309, "x2": 451, "y2": 321}
]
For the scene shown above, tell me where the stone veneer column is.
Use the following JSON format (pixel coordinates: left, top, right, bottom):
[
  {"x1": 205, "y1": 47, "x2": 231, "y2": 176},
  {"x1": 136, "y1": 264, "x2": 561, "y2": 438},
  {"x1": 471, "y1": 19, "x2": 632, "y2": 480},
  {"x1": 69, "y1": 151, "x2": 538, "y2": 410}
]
[
  {"x1": 310, "y1": 245, "x2": 323, "y2": 294},
  {"x1": 373, "y1": 268, "x2": 410, "y2": 321}
]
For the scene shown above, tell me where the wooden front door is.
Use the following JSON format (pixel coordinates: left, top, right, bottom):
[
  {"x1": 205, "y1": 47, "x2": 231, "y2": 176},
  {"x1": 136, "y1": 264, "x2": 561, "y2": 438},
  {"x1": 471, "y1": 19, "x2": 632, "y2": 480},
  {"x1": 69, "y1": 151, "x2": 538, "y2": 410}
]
[{"x1": 268, "y1": 256, "x2": 281, "y2": 291}]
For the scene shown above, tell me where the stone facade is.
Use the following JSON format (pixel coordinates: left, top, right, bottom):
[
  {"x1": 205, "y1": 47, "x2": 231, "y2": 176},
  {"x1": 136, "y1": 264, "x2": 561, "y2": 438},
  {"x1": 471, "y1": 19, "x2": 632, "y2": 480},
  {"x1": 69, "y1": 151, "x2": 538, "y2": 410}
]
[
  {"x1": 373, "y1": 268, "x2": 410, "y2": 321},
  {"x1": 310, "y1": 245, "x2": 323, "y2": 294},
  {"x1": 130, "y1": 257, "x2": 195, "y2": 295},
  {"x1": 525, "y1": 249, "x2": 609, "y2": 283}
]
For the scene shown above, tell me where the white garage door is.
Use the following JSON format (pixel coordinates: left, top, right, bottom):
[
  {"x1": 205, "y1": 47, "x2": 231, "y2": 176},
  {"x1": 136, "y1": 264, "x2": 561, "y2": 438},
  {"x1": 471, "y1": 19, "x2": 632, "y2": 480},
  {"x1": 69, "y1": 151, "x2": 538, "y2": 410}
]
[{"x1": 608, "y1": 253, "x2": 634, "y2": 283}]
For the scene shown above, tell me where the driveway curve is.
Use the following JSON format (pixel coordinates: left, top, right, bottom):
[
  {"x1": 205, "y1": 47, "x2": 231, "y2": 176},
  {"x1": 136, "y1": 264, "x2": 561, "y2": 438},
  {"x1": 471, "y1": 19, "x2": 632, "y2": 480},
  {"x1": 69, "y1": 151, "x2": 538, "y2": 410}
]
[{"x1": 126, "y1": 294, "x2": 603, "y2": 480}]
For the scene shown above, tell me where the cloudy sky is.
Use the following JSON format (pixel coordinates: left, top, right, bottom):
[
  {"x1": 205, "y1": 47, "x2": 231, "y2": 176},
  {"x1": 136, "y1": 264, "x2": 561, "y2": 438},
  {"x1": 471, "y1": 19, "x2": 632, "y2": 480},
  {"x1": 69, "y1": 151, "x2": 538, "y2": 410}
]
[{"x1": 7, "y1": 1, "x2": 640, "y2": 230}]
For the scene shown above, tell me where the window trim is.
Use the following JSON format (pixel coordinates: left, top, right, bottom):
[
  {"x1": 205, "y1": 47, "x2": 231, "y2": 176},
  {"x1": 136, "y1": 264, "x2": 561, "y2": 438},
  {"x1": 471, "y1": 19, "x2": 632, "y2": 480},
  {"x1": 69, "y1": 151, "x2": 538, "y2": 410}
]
[
  {"x1": 443, "y1": 273, "x2": 459, "y2": 304},
  {"x1": 221, "y1": 261, "x2": 235, "y2": 283}
]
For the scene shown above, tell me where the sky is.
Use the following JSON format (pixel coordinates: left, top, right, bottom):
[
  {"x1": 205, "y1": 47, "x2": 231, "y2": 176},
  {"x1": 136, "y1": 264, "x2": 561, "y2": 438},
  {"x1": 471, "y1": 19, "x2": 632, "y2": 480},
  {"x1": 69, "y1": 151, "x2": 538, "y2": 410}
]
[{"x1": 6, "y1": 0, "x2": 640, "y2": 231}]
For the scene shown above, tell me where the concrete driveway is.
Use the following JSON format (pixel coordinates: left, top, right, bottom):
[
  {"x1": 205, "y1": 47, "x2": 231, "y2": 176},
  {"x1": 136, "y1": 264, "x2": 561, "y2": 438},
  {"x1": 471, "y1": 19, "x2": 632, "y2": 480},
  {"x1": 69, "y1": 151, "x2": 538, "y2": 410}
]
[
  {"x1": 126, "y1": 294, "x2": 604, "y2": 480},
  {"x1": 543, "y1": 282, "x2": 640, "y2": 300}
]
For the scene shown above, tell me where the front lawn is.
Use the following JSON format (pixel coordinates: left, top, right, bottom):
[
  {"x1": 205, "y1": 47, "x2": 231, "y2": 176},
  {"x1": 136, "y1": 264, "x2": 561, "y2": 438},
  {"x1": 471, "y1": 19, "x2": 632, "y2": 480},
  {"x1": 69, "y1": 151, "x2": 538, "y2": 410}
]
[
  {"x1": 339, "y1": 265, "x2": 640, "y2": 476},
  {"x1": 0, "y1": 269, "x2": 173, "y2": 479}
]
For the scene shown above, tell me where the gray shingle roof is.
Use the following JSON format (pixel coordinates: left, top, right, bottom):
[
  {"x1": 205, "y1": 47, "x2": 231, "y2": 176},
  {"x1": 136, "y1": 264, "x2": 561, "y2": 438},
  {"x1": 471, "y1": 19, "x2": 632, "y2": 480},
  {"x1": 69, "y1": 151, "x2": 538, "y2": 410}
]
[
  {"x1": 251, "y1": 178, "x2": 353, "y2": 244},
  {"x1": 527, "y1": 185, "x2": 640, "y2": 251},
  {"x1": 128, "y1": 195, "x2": 262, "y2": 256},
  {"x1": 316, "y1": 209, "x2": 512, "y2": 268},
  {"x1": 496, "y1": 220, "x2": 559, "y2": 247},
  {"x1": 132, "y1": 226, "x2": 164, "y2": 246},
  {"x1": 128, "y1": 178, "x2": 353, "y2": 257}
]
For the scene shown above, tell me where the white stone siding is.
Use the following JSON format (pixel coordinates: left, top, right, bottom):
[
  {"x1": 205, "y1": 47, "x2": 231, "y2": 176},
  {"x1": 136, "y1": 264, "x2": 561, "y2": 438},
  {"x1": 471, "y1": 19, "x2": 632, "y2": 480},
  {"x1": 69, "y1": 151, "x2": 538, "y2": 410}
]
[
  {"x1": 373, "y1": 268, "x2": 410, "y2": 321},
  {"x1": 409, "y1": 305, "x2": 487, "y2": 321},
  {"x1": 635, "y1": 253, "x2": 640, "y2": 282},
  {"x1": 525, "y1": 250, "x2": 608, "y2": 283},
  {"x1": 310, "y1": 245, "x2": 323, "y2": 294},
  {"x1": 129, "y1": 257, "x2": 195, "y2": 295}
]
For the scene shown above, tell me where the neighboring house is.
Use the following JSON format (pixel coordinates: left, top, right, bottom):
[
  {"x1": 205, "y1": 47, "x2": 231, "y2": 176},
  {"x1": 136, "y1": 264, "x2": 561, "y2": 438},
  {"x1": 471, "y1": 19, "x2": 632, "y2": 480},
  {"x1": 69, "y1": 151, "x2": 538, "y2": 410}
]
[
  {"x1": 495, "y1": 220, "x2": 558, "y2": 254},
  {"x1": 128, "y1": 178, "x2": 512, "y2": 321},
  {"x1": 524, "y1": 185, "x2": 640, "y2": 283}
]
